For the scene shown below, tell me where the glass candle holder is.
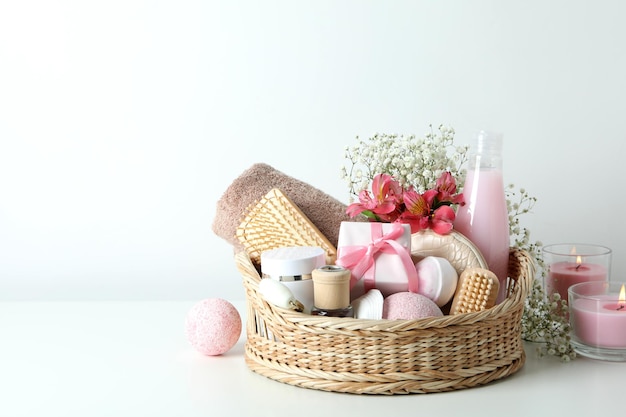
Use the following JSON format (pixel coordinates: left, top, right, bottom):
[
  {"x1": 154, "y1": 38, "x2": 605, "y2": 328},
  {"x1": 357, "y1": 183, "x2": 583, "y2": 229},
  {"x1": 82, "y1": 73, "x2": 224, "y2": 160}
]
[
  {"x1": 569, "y1": 281, "x2": 626, "y2": 361},
  {"x1": 543, "y1": 244, "x2": 611, "y2": 302}
]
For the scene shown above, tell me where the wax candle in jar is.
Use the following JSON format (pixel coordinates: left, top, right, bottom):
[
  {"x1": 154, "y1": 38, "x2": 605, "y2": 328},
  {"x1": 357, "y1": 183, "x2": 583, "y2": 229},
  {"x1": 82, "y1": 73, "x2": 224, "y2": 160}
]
[
  {"x1": 570, "y1": 282, "x2": 626, "y2": 349},
  {"x1": 547, "y1": 255, "x2": 607, "y2": 301},
  {"x1": 544, "y1": 244, "x2": 611, "y2": 302}
]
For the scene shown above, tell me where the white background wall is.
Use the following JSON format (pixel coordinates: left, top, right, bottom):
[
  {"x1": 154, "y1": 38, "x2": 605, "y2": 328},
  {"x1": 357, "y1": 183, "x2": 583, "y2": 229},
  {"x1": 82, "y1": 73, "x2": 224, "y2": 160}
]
[{"x1": 1, "y1": 0, "x2": 625, "y2": 301}]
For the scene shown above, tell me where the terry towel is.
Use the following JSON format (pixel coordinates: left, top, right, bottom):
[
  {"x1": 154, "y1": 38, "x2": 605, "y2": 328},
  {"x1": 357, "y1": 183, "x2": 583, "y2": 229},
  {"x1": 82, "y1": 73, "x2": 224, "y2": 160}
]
[{"x1": 212, "y1": 163, "x2": 352, "y2": 251}]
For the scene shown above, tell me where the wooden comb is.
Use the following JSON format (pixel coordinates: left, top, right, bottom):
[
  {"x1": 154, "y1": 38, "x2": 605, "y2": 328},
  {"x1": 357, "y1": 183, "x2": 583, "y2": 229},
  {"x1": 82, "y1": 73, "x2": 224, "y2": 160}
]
[{"x1": 236, "y1": 188, "x2": 337, "y2": 265}]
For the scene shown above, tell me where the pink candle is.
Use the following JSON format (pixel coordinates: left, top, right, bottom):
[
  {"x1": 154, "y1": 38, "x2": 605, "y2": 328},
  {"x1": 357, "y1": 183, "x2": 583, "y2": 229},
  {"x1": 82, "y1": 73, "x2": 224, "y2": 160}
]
[
  {"x1": 571, "y1": 285, "x2": 626, "y2": 348},
  {"x1": 547, "y1": 259, "x2": 607, "y2": 302}
]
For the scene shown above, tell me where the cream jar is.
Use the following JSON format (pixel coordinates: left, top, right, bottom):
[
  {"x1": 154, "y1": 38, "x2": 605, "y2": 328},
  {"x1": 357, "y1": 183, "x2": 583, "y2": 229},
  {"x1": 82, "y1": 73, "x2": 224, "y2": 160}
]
[
  {"x1": 311, "y1": 265, "x2": 353, "y2": 317},
  {"x1": 261, "y1": 246, "x2": 326, "y2": 314}
]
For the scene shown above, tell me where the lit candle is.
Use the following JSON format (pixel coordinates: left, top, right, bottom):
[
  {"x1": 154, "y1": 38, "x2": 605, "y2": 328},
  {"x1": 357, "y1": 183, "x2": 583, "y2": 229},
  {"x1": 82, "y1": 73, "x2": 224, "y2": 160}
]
[
  {"x1": 570, "y1": 283, "x2": 626, "y2": 349},
  {"x1": 546, "y1": 251, "x2": 608, "y2": 302}
]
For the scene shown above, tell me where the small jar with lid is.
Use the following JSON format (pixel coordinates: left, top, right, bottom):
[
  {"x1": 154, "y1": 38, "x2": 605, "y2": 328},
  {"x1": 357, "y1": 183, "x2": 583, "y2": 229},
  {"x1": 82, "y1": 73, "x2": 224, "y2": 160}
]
[
  {"x1": 260, "y1": 246, "x2": 326, "y2": 314},
  {"x1": 311, "y1": 265, "x2": 353, "y2": 318}
]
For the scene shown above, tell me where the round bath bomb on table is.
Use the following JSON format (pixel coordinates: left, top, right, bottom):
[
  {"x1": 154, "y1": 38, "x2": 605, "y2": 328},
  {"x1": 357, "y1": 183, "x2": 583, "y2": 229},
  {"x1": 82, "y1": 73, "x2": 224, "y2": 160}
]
[
  {"x1": 382, "y1": 292, "x2": 444, "y2": 320},
  {"x1": 185, "y1": 298, "x2": 242, "y2": 356}
]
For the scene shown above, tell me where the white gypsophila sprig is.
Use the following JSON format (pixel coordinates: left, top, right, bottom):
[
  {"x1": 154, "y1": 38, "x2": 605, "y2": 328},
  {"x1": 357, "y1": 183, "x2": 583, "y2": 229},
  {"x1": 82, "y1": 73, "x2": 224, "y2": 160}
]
[
  {"x1": 506, "y1": 184, "x2": 544, "y2": 272},
  {"x1": 506, "y1": 184, "x2": 576, "y2": 361},
  {"x1": 521, "y1": 280, "x2": 576, "y2": 361},
  {"x1": 341, "y1": 125, "x2": 468, "y2": 200}
]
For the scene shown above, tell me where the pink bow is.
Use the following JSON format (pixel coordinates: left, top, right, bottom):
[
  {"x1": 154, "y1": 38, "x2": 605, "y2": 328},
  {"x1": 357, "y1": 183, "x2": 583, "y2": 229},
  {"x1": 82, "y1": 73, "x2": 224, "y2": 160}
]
[{"x1": 336, "y1": 223, "x2": 418, "y2": 293}]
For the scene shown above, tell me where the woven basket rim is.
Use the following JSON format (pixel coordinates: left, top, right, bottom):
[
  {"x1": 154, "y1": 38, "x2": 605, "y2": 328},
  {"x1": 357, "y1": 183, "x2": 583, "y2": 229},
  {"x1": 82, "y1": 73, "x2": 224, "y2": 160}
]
[{"x1": 235, "y1": 247, "x2": 533, "y2": 331}]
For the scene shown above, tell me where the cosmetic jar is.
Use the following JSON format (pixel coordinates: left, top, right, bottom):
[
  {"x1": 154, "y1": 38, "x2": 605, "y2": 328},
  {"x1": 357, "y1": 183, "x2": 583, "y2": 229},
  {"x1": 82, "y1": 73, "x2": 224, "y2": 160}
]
[{"x1": 261, "y1": 246, "x2": 326, "y2": 314}]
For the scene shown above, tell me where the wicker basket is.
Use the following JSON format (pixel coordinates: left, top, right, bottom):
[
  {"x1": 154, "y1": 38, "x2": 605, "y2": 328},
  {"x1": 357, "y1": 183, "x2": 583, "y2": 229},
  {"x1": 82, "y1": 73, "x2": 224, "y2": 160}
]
[{"x1": 235, "y1": 247, "x2": 534, "y2": 395}]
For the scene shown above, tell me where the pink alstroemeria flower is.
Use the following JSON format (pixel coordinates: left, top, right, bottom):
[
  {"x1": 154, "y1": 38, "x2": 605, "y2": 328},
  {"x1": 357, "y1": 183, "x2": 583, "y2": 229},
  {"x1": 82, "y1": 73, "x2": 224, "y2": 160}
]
[
  {"x1": 346, "y1": 173, "x2": 402, "y2": 221},
  {"x1": 397, "y1": 188, "x2": 434, "y2": 233},
  {"x1": 429, "y1": 205, "x2": 456, "y2": 234},
  {"x1": 435, "y1": 171, "x2": 464, "y2": 205},
  {"x1": 399, "y1": 188, "x2": 456, "y2": 234}
]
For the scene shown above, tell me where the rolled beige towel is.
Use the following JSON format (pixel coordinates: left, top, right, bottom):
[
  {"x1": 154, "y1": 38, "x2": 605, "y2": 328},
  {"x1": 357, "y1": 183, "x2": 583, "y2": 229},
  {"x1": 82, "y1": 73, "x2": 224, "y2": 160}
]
[{"x1": 212, "y1": 163, "x2": 352, "y2": 251}]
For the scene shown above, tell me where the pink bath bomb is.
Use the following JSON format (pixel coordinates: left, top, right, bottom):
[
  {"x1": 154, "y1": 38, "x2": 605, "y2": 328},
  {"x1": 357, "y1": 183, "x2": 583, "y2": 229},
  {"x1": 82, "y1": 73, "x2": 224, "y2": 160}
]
[
  {"x1": 382, "y1": 292, "x2": 443, "y2": 320},
  {"x1": 185, "y1": 298, "x2": 242, "y2": 355}
]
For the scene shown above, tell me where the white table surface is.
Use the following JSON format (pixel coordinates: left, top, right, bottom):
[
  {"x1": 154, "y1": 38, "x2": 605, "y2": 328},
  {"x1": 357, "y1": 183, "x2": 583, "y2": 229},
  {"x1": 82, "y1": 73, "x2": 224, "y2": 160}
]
[{"x1": 0, "y1": 300, "x2": 621, "y2": 417}]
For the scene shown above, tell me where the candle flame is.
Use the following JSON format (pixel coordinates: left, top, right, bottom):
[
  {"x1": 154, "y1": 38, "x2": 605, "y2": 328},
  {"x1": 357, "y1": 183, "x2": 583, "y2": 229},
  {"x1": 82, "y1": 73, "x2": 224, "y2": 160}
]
[
  {"x1": 620, "y1": 284, "x2": 626, "y2": 306},
  {"x1": 575, "y1": 255, "x2": 582, "y2": 269}
]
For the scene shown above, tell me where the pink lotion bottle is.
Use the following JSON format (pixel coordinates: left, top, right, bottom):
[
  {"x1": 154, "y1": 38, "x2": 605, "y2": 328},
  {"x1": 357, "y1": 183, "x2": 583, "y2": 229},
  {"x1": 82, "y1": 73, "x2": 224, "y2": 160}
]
[{"x1": 454, "y1": 130, "x2": 510, "y2": 304}]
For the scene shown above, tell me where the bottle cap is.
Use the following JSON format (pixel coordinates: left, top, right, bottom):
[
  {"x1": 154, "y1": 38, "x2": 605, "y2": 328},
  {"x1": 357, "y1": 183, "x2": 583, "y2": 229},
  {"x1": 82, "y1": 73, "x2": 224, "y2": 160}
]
[{"x1": 474, "y1": 130, "x2": 503, "y2": 157}]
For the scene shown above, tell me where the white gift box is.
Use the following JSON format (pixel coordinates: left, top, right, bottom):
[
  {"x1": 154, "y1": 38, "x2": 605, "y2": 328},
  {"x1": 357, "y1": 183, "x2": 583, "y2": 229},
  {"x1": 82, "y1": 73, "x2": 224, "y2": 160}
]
[{"x1": 335, "y1": 221, "x2": 417, "y2": 300}]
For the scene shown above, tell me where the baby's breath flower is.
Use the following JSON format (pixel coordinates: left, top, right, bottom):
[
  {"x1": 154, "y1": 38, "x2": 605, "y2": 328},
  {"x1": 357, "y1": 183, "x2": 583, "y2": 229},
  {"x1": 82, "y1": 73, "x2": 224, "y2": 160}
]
[
  {"x1": 341, "y1": 125, "x2": 468, "y2": 198},
  {"x1": 521, "y1": 278, "x2": 576, "y2": 361}
]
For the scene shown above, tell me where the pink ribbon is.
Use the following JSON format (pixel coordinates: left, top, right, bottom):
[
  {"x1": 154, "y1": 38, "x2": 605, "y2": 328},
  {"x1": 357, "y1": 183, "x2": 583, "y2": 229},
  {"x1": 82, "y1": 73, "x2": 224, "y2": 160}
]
[{"x1": 336, "y1": 223, "x2": 418, "y2": 293}]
